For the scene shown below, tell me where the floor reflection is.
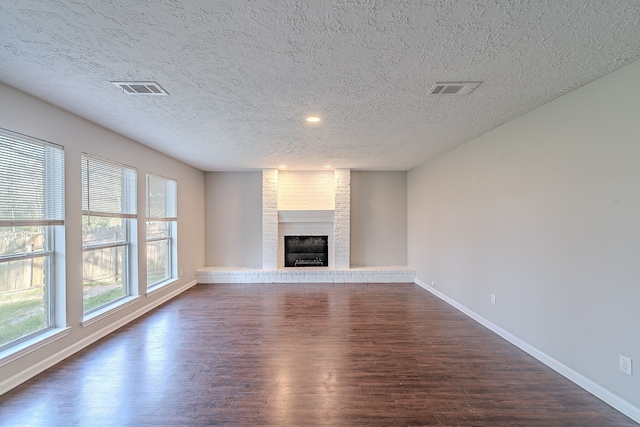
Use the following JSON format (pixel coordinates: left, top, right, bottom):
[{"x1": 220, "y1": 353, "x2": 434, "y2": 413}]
[{"x1": 0, "y1": 284, "x2": 635, "y2": 426}]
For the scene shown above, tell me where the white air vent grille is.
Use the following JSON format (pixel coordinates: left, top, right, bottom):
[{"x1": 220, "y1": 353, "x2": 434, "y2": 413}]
[
  {"x1": 428, "y1": 81, "x2": 481, "y2": 95},
  {"x1": 111, "y1": 81, "x2": 168, "y2": 95}
]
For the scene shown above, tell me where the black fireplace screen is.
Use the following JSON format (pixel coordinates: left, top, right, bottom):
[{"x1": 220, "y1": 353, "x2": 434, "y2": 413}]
[{"x1": 284, "y1": 235, "x2": 329, "y2": 267}]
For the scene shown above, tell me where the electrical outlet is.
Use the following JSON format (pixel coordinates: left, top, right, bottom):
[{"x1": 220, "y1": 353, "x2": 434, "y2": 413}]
[
  {"x1": 431, "y1": 281, "x2": 435, "y2": 287},
  {"x1": 490, "y1": 293, "x2": 496, "y2": 305},
  {"x1": 619, "y1": 355, "x2": 633, "y2": 375},
  {"x1": 179, "y1": 269, "x2": 184, "y2": 277}
]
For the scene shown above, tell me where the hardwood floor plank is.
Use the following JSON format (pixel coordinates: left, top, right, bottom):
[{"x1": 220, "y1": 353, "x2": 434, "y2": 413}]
[{"x1": 0, "y1": 283, "x2": 636, "y2": 426}]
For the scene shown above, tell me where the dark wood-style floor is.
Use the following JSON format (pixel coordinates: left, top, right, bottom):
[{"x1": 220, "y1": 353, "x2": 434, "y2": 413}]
[{"x1": 0, "y1": 283, "x2": 636, "y2": 426}]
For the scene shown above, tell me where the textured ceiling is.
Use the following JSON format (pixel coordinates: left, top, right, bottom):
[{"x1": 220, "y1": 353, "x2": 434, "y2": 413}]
[{"x1": 1, "y1": 1, "x2": 639, "y2": 171}]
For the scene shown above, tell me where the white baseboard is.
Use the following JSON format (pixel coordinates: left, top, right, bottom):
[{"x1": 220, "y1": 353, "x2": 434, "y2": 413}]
[
  {"x1": 0, "y1": 280, "x2": 197, "y2": 396},
  {"x1": 414, "y1": 279, "x2": 640, "y2": 424}
]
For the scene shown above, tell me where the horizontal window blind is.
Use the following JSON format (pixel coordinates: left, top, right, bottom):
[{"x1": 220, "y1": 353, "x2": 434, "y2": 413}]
[
  {"x1": 0, "y1": 130, "x2": 65, "y2": 226},
  {"x1": 146, "y1": 173, "x2": 177, "y2": 221},
  {"x1": 82, "y1": 154, "x2": 136, "y2": 217}
]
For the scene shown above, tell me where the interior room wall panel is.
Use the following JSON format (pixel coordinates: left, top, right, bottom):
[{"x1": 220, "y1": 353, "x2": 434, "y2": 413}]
[
  {"x1": 0, "y1": 82, "x2": 206, "y2": 390},
  {"x1": 407, "y1": 59, "x2": 640, "y2": 410}
]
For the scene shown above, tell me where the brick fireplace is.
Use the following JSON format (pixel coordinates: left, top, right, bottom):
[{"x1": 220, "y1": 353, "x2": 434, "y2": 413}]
[
  {"x1": 196, "y1": 168, "x2": 415, "y2": 284},
  {"x1": 262, "y1": 168, "x2": 351, "y2": 270}
]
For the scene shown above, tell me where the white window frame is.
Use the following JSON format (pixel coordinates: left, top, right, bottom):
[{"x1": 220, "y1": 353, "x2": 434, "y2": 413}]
[
  {"x1": 146, "y1": 173, "x2": 177, "y2": 291},
  {"x1": 81, "y1": 154, "x2": 137, "y2": 317},
  {"x1": 0, "y1": 129, "x2": 66, "y2": 354}
]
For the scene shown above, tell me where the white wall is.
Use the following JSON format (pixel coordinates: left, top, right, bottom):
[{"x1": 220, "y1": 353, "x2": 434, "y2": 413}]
[
  {"x1": 408, "y1": 60, "x2": 640, "y2": 411},
  {"x1": 351, "y1": 171, "x2": 407, "y2": 267},
  {"x1": 0, "y1": 82, "x2": 205, "y2": 390},
  {"x1": 205, "y1": 172, "x2": 262, "y2": 268}
]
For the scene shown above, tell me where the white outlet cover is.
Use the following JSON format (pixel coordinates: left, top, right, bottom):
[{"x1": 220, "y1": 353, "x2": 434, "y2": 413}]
[{"x1": 619, "y1": 355, "x2": 633, "y2": 375}]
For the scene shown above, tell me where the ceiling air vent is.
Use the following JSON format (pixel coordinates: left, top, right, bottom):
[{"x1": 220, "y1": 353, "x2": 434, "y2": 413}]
[
  {"x1": 428, "y1": 81, "x2": 481, "y2": 96},
  {"x1": 111, "y1": 81, "x2": 168, "y2": 95}
]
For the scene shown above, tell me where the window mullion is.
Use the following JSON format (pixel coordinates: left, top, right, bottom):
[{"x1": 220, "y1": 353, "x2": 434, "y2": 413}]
[
  {"x1": 0, "y1": 250, "x2": 54, "y2": 263},
  {"x1": 82, "y1": 241, "x2": 129, "y2": 251},
  {"x1": 146, "y1": 236, "x2": 171, "y2": 244}
]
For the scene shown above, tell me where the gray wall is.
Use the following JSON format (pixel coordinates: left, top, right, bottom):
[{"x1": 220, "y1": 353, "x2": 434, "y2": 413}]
[
  {"x1": 205, "y1": 172, "x2": 262, "y2": 268},
  {"x1": 407, "y1": 59, "x2": 640, "y2": 409},
  {"x1": 351, "y1": 171, "x2": 407, "y2": 266},
  {"x1": 0, "y1": 82, "x2": 206, "y2": 389},
  {"x1": 204, "y1": 170, "x2": 409, "y2": 268}
]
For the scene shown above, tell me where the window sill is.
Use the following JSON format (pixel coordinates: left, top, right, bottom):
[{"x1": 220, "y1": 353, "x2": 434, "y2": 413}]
[
  {"x1": 0, "y1": 327, "x2": 71, "y2": 368},
  {"x1": 82, "y1": 295, "x2": 141, "y2": 328},
  {"x1": 146, "y1": 278, "x2": 179, "y2": 297}
]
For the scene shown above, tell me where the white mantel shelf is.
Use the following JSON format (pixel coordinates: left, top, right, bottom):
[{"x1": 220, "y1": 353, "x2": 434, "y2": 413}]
[
  {"x1": 278, "y1": 210, "x2": 334, "y2": 223},
  {"x1": 196, "y1": 266, "x2": 416, "y2": 284}
]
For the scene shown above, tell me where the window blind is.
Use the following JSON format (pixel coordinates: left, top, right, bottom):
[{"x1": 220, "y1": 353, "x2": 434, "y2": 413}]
[
  {"x1": 0, "y1": 130, "x2": 65, "y2": 226},
  {"x1": 82, "y1": 154, "x2": 136, "y2": 217},
  {"x1": 146, "y1": 173, "x2": 177, "y2": 221}
]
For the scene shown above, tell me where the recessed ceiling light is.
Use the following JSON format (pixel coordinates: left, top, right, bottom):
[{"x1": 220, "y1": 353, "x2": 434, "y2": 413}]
[
  {"x1": 279, "y1": 165, "x2": 287, "y2": 169},
  {"x1": 323, "y1": 165, "x2": 332, "y2": 169},
  {"x1": 305, "y1": 116, "x2": 321, "y2": 124}
]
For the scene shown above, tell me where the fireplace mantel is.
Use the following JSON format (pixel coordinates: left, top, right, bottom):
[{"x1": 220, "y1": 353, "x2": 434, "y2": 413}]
[{"x1": 278, "y1": 210, "x2": 334, "y2": 223}]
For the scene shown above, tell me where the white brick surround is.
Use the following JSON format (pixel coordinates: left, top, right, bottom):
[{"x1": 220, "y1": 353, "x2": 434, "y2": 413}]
[
  {"x1": 333, "y1": 168, "x2": 350, "y2": 269},
  {"x1": 278, "y1": 221, "x2": 334, "y2": 268},
  {"x1": 197, "y1": 266, "x2": 416, "y2": 284},
  {"x1": 278, "y1": 170, "x2": 335, "y2": 210},
  {"x1": 201, "y1": 168, "x2": 416, "y2": 284},
  {"x1": 262, "y1": 169, "x2": 278, "y2": 270},
  {"x1": 271, "y1": 169, "x2": 350, "y2": 269}
]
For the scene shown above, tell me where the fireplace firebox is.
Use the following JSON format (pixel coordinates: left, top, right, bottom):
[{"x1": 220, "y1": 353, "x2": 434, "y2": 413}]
[{"x1": 284, "y1": 236, "x2": 329, "y2": 267}]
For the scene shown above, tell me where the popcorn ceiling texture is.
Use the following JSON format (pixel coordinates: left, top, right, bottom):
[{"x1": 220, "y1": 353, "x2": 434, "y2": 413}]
[{"x1": 1, "y1": 1, "x2": 640, "y2": 171}]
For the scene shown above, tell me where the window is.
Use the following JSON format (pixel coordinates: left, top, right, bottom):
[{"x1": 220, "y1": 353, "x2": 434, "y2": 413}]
[
  {"x1": 146, "y1": 173, "x2": 177, "y2": 289},
  {"x1": 0, "y1": 130, "x2": 64, "y2": 350},
  {"x1": 81, "y1": 154, "x2": 136, "y2": 314}
]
